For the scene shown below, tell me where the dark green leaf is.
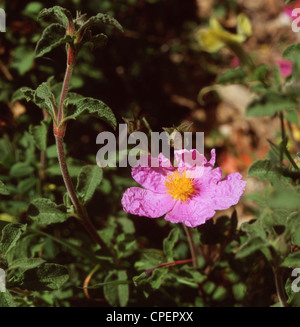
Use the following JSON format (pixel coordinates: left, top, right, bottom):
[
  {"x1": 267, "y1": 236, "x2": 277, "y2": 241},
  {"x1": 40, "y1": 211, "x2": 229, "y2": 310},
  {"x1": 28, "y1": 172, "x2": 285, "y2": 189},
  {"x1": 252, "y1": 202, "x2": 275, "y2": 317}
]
[
  {"x1": 248, "y1": 159, "x2": 287, "y2": 183},
  {"x1": 86, "y1": 33, "x2": 108, "y2": 49},
  {"x1": 0, "y1": 292, "x2": 16, "y2": 307},
  {"x1": 38, "y1": 6, "x2": 73, "y2": 27},
  {"x1": 247, "y1": 92, "x2": 297, "y2": 117},
  {"x1": 15, "y1": 263, "x2": 69, "y2": 291},
  {"x1": 0, "y1": 180, "x2": 9, "y2": 195},
  {"x1": 35, "y1": 23, "x2": 73, "y2": 58},
  {"x1": 10, "y1": 162, "x2": 34, "y2": 178},
  {"x1": 8, "y1": 258, "x2": 45, "y2": 271},
  {"x1": 77, "y1": 13, "x2": 123, "y2": 34},
  {"x1": 216, "y1": 67, "x2": 246, "y2": 84},
  {"x1": 11, "y1": 87, "x2": 35, "y2": 103},
  {"x1": 29, "y1": 121, "x2": 49, "y2": 152},
  {"x1": 64, "y1": 97, "x2": 117, "y2": 129},
  {"x1": 163, "y1": 228, "x2": 180, "y2": 261},
  {"x1": 0, "y1": 223, "x2": 27, "y2": 258},
  {"x1": 103, "y1": 270, "x2": 129, "y2": 307},
  {"x1": 28, "y1": 198, "x2": 71, "y2": 226},
  {"x1": 76, "y1": 165, "x2": 103, "y2": 204},
  {"x1": 283, "y1": 43, "x2": 300, "y2": 61},
  {"x1": 235, "y1": 237, "x2": 267, "y2": 259},
  {"x1": 282, "y1": 252, "x2": 300, "y2": 267}
]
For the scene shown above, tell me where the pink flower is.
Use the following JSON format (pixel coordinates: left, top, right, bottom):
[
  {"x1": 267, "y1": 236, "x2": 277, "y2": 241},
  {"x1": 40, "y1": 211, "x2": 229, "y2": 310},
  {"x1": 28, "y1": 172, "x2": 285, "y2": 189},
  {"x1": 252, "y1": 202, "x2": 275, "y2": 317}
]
[
  {"x1": 284, "y1": 0, "x2": 300, "y2": 19},
  {"x1": 121, "y1": 149, "x2": 247, "y2": 227},
  {"x1": 277, "y1": 59, "x2": 292, "y2": 78}
]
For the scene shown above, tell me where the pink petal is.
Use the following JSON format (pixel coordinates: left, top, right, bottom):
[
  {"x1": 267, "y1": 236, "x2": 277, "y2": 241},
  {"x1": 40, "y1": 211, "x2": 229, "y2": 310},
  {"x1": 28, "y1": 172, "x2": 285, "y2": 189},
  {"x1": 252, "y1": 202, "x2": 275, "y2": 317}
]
[
  {"x1": 131, "y1": 153, "x2": 174, "y2": 193},
  {"x1": 165, "y1": 198, "x2": 216, "y2": 227},
  {"x1": 204, "y1": 148, "x2": 216, "y2": 168},
  {"x1": 212, "y1": 173, "x2": 247, "y2": 210},
  {"x1": 174, "y1": 149, "x2": 204, "y2": 178},
  {"x1": 277, "y1": 59, "x2": 292, "y2": 78},
  {"x1": 121, "y1": 187, "x2": 175, "y2": 218}
]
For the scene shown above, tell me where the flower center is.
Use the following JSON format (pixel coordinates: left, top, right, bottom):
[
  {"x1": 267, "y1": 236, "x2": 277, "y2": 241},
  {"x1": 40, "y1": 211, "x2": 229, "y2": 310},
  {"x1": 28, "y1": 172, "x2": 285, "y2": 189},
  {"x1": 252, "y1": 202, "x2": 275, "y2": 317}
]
[{"x1": 164, "y1": 170, "x2": 195, "y2": 202}]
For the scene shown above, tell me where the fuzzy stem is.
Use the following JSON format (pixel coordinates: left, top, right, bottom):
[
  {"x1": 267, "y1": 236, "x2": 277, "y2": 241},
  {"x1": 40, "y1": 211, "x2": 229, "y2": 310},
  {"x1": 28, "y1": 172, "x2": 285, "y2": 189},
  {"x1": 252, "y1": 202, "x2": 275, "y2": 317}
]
[
  {"x1": 55, "y1": 135, "x2": 105, "y2": 248},
  {"x1": 57, "y1": 64, "x2": 73, "y2": 125},
  {"x1": 183, "y1": 224, "x2": 198, "y2": 269}
]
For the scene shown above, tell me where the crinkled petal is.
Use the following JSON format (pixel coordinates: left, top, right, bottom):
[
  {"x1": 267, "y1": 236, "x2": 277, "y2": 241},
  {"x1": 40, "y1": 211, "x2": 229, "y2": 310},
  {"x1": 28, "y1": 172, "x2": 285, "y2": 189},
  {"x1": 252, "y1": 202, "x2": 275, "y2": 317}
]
[
  {"x1": 212, "y1": 173, "x2": 247, "y2": 210},
  {"x1": 174, "y1": 149, "x2": 204, "y2": 178},
  {"x1": 132, "y1": 153, "x2": 174, "y2": 193},
  {"x1": 204, "y1": 148, "x2": 216, "y2": 168},
  {"x1": 121, "y1": 187, "x2": 175, "y2": 218},
  {"x1": 165, "y1": 198, "x2": 216, "y2": 227}
]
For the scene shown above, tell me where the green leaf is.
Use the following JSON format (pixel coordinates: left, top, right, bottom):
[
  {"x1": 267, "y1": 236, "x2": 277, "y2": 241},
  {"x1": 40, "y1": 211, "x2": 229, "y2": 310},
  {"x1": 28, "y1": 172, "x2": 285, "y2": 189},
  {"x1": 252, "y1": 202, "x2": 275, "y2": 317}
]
[
  {"x1": 0, "y1": 292, "x2": 16, "y2": 307},
  {"x1": 85, "y1": 33, "x2": 108, "y2": 49},
  {"x1": 28, "y1": 198, "x2": 71, "y2": 226},
  {"x1": 77, "y1": 13, "x2": 123, "y2": 34},
  {"x1": 235, "y1": 237, "x2": 267, "y2": 259},
  {"x1": 283, "y1": 43, "x2": 300, "y2": 61},
  {"x1": 103, "y1": 270, "x2": 129, "y2": 307},
  {"x1": 29, "y1": 121, "x2": 49, "y2": 152},
  {"x1": 11, "y1": 87, "x2": 35, "y2": 103},
  {"x1": 38, "y1": 6, "x2": 73, "y2": 28},
  {"x1": 285, "y1": 109, "x2": 299, "y2": 125},
  {"x1": 35, "y1": 82, "x2": 56, "y2": 114},
  {"x1": 282, "y1": 252, "x2": 300, "y2": 267},
  {"x1": 35, "y1": 23, "x2": 73, "y2": 58},
  {"x1": 8, "y1": 258, "x2": 45, "y2": 271},
  {"x1": 30, "y1": 228, "x2": 98, "y2": 262},
  {"x1": 64, "y1": 97, "x2": 117, "y2": 129},
  {"x1": 17, "y1": 177, "x2": 36, "y2": 194},
  {"x1": 11, "y1": 46, "x2": 35, "y2": 75},
  {"x1": 0, "y1": 223, "x2": 27, "y2": 258},
  {"x1": 163, "y1": 228, "x2": 180, "y2": 261},
  {"x1": 0, "y1": 180, "x2": 9, "y2": 195},
  {"x1": 253, "y1": 64, "x2": 270, "y2": 81},
  {"x1": 76, "y1": 165, "x2": 103, "y2": 204},
  {"x1": 12, "y1": 84, "x2": 55, "y2": 118},
  {"x1": 15, "y1": 263, "x2": 69, "y2": 291},
  {"x1": 247, "y1": 92, "x2": 297, "y2": 117},
  {"x1": 216, "y1": 67, "x2": 246, "y2": 84},
  {"x1": 248, "y1": 159, "x2": 287, "y2": 183},
  {"x1": 10, "y1": 162, "x2": 34, "y2": 178}
]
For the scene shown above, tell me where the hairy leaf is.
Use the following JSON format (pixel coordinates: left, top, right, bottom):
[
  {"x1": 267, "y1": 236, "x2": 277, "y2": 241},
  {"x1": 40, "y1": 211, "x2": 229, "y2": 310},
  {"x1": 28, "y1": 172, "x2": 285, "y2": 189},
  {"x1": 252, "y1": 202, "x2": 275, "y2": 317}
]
[
  {"x1": 15, "y1": 263, "x2": 69, "y2": 291},
  {"x1": 76, "y1": 165, "x2": 103, "y2": 204},
  {"x1": 38, "y1": 6, "x2": 73, "y2": 27},
  {"x1": 28, "y1": 198, "x2": 71, "y2": 226},
  {"x1": 64, "y1": 97, "x2": 117, "y2": 129},
  {"x1": 0, "y1": 223, "x2": 27, "y2": 258},
  {"x1": 77, "y1": 13, "x2": 123, "y2": 35},
  {"x1": 247, "y1": 92, "x2": 297, "y2": 117},
  {"x1": 35, "y1": 23, "x2": 73, "y2": 58}
]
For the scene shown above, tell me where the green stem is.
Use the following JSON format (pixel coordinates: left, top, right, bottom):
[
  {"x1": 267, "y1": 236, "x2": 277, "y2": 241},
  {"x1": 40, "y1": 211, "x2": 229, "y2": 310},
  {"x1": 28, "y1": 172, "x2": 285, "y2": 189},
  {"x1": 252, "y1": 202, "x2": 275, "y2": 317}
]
[
  {"x1": 144, "y1": 259, "x2": 194, "y2": 275},
  {"x1": 279, "y1": 112, "x2": 299, "y2": 170},
  {"x1": 183, "y1": 224, "x2": 198, "y2": 269}
]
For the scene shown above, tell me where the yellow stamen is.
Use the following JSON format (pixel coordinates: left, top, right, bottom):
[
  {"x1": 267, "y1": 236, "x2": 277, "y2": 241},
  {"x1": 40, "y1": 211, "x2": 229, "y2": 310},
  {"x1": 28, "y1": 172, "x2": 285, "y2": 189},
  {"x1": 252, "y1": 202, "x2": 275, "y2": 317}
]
[{"x1": 164, "y1": 170, "x2": 195, "y2": 202}]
